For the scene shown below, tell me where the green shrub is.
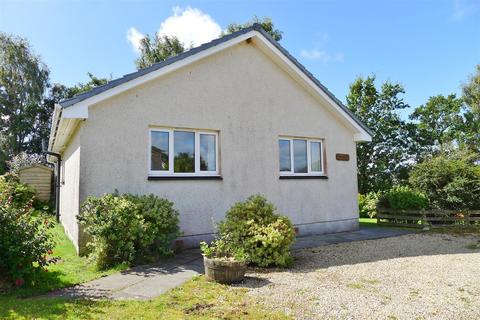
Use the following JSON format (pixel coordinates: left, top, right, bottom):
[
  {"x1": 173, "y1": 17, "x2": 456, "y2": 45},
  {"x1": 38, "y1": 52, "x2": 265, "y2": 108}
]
[
  {"x1": 378, "y1": 185, "x2": 428, "y2": 210},
  {"x1": 78, "y1": 193, "x2": 180, "y2": 269},
  {"x1": 409, "y1": 153, "x2": 480, "y2": 210},
  {"x1": 217, "y1": 195, "x2": 295, "y2": 267},
  {"x1": 0, "y1": 203, "x2": 56, "y2": 286},
  {"x1": 358, "y1": 192, "x2": 379, "y2": 218},
  {"x1": 0, "y1": 174, "x2": 37, "y2": 209},
  {"x1": 123, "y1": 193, "x2": 181, "y2": 259}
]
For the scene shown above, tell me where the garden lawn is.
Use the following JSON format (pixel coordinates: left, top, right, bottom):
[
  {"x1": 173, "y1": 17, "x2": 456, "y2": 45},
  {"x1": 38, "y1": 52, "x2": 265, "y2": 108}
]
[
  {"x1": 0, "y1": 276, "x2": 290, "y2": 320},
  {"x1": 3, "y1": 221, "x2": 127, "y2": 298},
  {"x1": 359, "y1": 217, "x2": 377, "y2": 227}
]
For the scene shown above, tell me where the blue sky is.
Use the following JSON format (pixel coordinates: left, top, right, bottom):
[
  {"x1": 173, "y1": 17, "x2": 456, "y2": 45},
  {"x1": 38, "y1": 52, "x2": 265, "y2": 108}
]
[{"x1": 1, "y1": 0, "x2": 479, "y2": 114}]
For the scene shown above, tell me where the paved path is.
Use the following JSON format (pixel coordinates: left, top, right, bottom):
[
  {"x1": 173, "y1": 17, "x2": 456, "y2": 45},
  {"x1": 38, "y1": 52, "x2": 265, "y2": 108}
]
[{"x1": 46, "y1": 226, "x2": 412, "y2": 300}]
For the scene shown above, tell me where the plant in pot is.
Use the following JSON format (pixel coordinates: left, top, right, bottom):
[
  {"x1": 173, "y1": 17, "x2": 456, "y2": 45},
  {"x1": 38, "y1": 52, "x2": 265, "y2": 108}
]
[{"x1": 200, "y1": 236, "x2": 248, "y2": 284}]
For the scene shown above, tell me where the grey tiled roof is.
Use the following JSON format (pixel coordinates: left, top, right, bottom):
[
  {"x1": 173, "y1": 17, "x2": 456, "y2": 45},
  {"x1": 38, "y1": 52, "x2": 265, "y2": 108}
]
[{"x1": 60, "y1": 24, "x2": 372, "y2": 136}]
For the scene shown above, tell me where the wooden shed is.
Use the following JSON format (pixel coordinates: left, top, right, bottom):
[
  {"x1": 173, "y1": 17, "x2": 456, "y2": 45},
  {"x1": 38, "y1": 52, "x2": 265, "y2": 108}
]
[{"x1": 18, "y1": 165, "x2": 53, "y2": 201}]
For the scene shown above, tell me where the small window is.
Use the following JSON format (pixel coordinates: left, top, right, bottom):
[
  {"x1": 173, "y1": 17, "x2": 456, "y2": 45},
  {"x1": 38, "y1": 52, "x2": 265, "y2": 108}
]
[
  {"x1": 149, "y1": 128, "x2": 219, "y2": 176},
  {"x1": 278, "y1": 137, "x2": 324, "y2": 176}
]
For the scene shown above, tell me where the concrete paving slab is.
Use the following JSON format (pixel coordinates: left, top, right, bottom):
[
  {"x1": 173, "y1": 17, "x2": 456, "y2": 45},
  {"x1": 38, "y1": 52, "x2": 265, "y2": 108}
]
[{"x1": 45, "y1": 226, "x2": 413, "y2": 301}]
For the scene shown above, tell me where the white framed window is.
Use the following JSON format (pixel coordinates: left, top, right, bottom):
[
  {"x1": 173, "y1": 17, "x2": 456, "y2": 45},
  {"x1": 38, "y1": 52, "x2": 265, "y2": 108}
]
[
  {"x1": 278, "y1": 137, "x2": 324, "y2": 176},
  {"x1": 149, "y1": 128, "x2": 219, "y2": 176}
]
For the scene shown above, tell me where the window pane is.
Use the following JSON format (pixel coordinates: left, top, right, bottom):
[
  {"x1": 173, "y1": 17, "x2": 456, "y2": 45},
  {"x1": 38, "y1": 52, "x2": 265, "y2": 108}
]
[
  {"x1": 200, "y1": 134, "x2": 216, "y2": 171},
  {"x1": 279, "y1": 140, "x2": 291, "y2": 172},
  {"x1": 310, "y1": 141, "x2": 322, "y2": 172},
  {"x1": 293, "y1": 139, "x2": 307, "y2": 173},
  {"x1": 174, "y1": 131, "x2": 195, "y2": 172},
  {"x1": 151, "y1": 131, "x2": 169, "y2": 171}
]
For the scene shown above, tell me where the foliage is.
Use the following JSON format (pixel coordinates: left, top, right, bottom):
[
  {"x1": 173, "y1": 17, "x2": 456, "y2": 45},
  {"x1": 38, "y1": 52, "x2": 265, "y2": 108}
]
[
  {"x1": 2, "y1": 221, "x2": 127, "y2": 297},
  {"x1": 410, "y1": 94, "x2": 465, "y2": 154},
  {"x1": 0, "y1": 174, "x2": 37, "y2": 209},
  {"x1": 461, "y1": 64, "x2": 480, "y2": 153},
  {"x1": 217, "y1": 195, "x2": 295, "y2": 267},
  {"x1": 200, "y1": 238, "x2": 248, "y2": 262},
  {"x1": 78, "y1": 193, "x2": 180, "y2": 269},
  {"x1": 6, "y1": 152, "x2": 47, "y2": 173},
  {"x1": 0, "y1": 180, "x2": 56, "y2": 285},
  {"x1": 0, "y1": 32, "x2": 50, "y2": 161},
  {"x1": 122, "y1": 193, "x2": 181, "y2": 259},
  {"x1": 0, "y1": 276, "x2": 290, "y2": 320},
  {"x1": 346, "y1": 76, "x2": 416, "y2": 193},
  {"x1": 378, "y1": 185, "x2": 428, "y2": 210},
  {"x1": 65, "y1": 72, "x2": 109, "y2": 98},
  {"x1": 409, "y1": 151, "x2": 480, "y2": 210},
  {"x1": 358, "y1": 192, "x2": 379, "y2": 218},
  {"x1": 223, "y1": 16, "x2": 283, "y2": 41},
  {"x1": 135, "y1": 34, "x2": 185, "y2": 69}
]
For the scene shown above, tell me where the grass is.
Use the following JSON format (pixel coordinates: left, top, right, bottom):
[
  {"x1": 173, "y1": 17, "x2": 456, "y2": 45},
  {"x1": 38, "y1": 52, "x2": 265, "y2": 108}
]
[
  {"x1": 2, "y1": 221, "x2": 127, "y2": 298},
  {"x1": 0, "y1": 276, "x2": 290, "y2": 320},
  {"x1": 359, "y1": 217, "x2": 378, "y2": 227},
  {"x1": 1, "y1": 221, "x2": 290, "y2": 319}
]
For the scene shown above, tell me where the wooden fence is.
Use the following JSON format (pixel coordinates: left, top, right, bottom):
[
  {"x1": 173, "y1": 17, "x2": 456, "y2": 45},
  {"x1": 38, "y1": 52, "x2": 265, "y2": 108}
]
[{"x1": 377, "y1": 208, "x2": 480, "y2": 228}]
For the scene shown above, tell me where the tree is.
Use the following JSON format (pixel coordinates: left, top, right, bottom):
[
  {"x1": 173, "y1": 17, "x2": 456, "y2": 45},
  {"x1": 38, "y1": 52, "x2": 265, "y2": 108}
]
[
  {"x1": 409, "y1": 94, "x2": 465, "y2": 152},
  {"x1": 346, "y1": 76, "x2": 414, "y2": 193},
  {"x1": 135, "y1": 35, "x2": 185, "y2": 70},
  {"x1": 0, "y1": 32, "x2": 50, "y2": 164},
  {"x1": 134, "y1": 17, "x2": 282, "y2": 70},
  {"x1": 461, "y1": 65, "x2": 480, "y2": 153},
  {"x1": 223, "y1": 16, "x2": 283, "y2": 42},
  {"x1": 65, "y1": 72, "x2": 109, "y2": 98}
]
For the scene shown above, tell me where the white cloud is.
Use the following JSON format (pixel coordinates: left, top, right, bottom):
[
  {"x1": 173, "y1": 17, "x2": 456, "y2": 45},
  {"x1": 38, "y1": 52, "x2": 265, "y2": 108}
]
[
  {"x1": 126, "y1": 27, "x2": 145, "y2": 53},
  {"x1": 300, "y1": 49, "x2": 344, "y2": 63},
  {"x1": 452, "y1": 0, "x2": 479, "y2": 20},
  {"x1": 157, "y1": 6, "x2": 221, "y2": 47},
  {"x1": 300, "y1": 33, "x2": 344, "y2": 63},
  {"x1": 126, "y1": 6, "x2": 221, "y2": 54}
]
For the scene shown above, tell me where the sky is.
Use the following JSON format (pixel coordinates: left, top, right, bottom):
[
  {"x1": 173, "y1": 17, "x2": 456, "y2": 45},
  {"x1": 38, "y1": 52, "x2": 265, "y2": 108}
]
[{"x1": 1, "y1": 0, "x2": 479, "y2": 115}]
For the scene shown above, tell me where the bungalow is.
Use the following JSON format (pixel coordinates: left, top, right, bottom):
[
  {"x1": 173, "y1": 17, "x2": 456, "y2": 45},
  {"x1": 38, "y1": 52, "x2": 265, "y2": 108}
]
[{"x1": 48, "y1": 24, "x2": 372, "y2": 253}]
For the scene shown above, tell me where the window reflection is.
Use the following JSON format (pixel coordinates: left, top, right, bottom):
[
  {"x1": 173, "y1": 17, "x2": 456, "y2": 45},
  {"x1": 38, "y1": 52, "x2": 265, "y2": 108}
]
[
  {"x1": 293, "y1": 139, "x2": 307, "y2": 173},
  {"x1": 200, "y1": 134, "x2": 216, "y2": 171},
  {"x1": 151, "y1": 131, "x2": 169, "y2": 170},
  {"x1": 174, "y1": 131, "x2": 195, "y2": 172}
]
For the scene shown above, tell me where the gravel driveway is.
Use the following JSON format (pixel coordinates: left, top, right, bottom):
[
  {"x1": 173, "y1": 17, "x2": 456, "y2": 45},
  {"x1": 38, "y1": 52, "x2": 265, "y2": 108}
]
[{"x1": 239, "y1": 233, "x2": 480, "y2": 320}]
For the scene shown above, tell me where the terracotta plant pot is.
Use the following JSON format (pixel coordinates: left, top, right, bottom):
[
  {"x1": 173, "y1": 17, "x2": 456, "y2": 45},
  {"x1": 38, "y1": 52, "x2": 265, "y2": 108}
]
[{"x1": 203, "y1": 255, "x2": 247, "y2": 284}]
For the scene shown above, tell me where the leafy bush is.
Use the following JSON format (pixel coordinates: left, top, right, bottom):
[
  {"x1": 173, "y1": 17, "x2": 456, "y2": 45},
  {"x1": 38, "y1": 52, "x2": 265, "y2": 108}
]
[
  {"x1": 409, "y1": 153, "x2": 480, "y2": 210},
  {"x1": 0, "y1": 174, "x2": 37, "y2": 209},
  {"x1": 378, "y1": 185, "x2": 428, "y2": 210},
  {"x1": 78, "y1": 193, "x2": 180, "y2": 269},
  {"x1": 0, "y1": 195, "x2": 56, "y2": 286},
  {"x1": 358, "y1": 192, "x2": 379, "y2": 218},
  {"x1": 123, "y1": 193, "x2": 182, "y2": 259},
  {"x1": 217, "y1": 195, "x2": 295, "y2": 267}
]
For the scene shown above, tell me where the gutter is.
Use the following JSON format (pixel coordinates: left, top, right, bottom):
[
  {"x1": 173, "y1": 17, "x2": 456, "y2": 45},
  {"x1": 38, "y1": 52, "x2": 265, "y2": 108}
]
[{"x1": 44, "y1": 151, "x2": 61, "y2": 222}]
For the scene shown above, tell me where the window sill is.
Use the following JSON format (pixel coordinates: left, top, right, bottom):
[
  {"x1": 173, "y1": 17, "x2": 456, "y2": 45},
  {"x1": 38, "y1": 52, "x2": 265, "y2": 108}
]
[
  {"x1": 279, "y1": 175, "x2": 328, "y2": 180},
  {"x1": 148, "y1": 175, "x2": 223, "y2": 181}
]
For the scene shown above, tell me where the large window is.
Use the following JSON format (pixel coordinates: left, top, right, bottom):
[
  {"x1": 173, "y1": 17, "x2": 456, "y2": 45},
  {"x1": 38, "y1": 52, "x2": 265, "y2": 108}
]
[
  {"x1": 149, "y1": 128, "x2": 218, "y2": 176},
  {"x1": 278, "y1": 137, "x2": 324, "y2": 176}
]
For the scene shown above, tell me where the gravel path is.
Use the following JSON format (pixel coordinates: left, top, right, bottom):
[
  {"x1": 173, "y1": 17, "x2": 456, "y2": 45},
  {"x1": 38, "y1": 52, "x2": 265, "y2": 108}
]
[{"x1": 238, "y1": 233, "x2": 480, "y2": 320}]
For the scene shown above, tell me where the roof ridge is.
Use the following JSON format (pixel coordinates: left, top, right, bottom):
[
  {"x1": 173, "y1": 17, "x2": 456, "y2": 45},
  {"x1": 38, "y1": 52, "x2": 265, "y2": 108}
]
[{"x1": 57, "y1": 23, "x2": 371, "y2": 136}]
